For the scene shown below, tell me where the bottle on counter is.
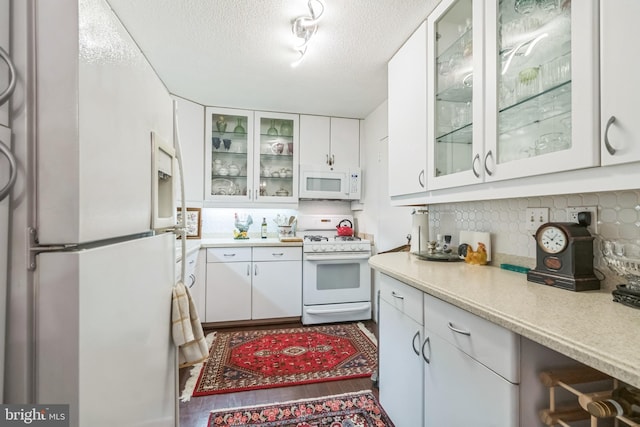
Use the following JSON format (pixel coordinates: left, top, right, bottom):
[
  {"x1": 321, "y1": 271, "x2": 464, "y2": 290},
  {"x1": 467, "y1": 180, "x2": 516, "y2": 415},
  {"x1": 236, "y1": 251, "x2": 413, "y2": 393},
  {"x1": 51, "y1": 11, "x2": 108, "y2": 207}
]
[
  {"x1": 586, "y1": 385, "x2": 640, "y2": 419},
  {"x1": 261, "y1": 217, "x2": 267, "y2": 239}
]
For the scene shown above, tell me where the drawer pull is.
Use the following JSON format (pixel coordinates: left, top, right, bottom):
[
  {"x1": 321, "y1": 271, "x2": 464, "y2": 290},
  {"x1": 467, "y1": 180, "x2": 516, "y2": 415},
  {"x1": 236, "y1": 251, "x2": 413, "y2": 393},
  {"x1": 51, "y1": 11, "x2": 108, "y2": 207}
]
[
  {"x1": 272, "y1": 252, "x2": 284, "y2": 257},
  {"x1": 448, "y1": 322, "x2": 471, "y2": 336},
  {"x1": 391, "y1": 291, "x2": 404, "y2": 300},
  {"x1": 421, "y1": 336, "x2": 431, "y2": 364},
  {"x1": 223, "y1": 253, "x2": 236, "y2": 257},
  {"x1": 412, "y1": 330, "x2": 421, "y2": 356}
]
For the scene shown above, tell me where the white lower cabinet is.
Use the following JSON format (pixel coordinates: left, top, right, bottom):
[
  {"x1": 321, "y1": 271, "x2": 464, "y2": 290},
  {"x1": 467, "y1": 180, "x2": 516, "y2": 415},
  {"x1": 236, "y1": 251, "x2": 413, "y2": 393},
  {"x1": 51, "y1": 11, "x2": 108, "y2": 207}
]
[
  {"x1": 378, "y1": 274, "x2": 424, "y2": 427},
  {"x1": 205, "y1": 246, "x2": 302, "y2": 322},
  {"x1": 205, "y1": 247, "x2": 252, "y2": 322},
  {"x1": 378, "y1": 274, "x2": 519, "y2": 427},
  {"x1": 251, "y1": 247, "x2": 302, "y2": 320},
  {"x1": 423, "y1": 332, "x2": 519, "y2": 426},
  {"x1": 423, "y1": 292, "x2": 519, "y2": 426}
]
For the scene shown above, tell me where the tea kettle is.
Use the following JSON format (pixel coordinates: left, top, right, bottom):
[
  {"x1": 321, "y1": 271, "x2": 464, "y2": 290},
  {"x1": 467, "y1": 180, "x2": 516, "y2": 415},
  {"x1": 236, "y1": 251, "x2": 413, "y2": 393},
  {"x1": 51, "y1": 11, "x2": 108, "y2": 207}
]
[{"x1": 336, "y1": 219, "x2": 354, "y2": 237}]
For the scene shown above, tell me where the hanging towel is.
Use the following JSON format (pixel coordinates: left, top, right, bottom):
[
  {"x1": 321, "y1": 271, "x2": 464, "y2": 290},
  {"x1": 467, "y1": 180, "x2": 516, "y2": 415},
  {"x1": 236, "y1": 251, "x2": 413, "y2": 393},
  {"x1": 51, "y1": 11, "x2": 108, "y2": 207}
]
[{"x1": 172, "y1": 281, "x2": 209, "y2": 368}]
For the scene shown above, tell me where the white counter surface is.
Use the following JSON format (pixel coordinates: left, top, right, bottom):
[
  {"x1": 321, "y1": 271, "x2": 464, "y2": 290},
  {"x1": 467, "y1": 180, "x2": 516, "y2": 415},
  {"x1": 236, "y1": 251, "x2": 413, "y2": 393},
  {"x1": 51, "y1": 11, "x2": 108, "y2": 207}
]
[
  {"x1": 369, "y1": 252, "x2": 640, "y2": 389},
  {"x1": 199, "y1": 237, "x2": 303, "y2": 248}
]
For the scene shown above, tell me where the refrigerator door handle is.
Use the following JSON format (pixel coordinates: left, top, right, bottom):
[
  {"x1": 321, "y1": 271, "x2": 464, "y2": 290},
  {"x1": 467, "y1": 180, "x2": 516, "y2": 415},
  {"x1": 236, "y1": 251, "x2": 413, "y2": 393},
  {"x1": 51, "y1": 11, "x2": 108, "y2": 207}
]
[
  {"x1": 0, "y1": 140, "x2": 17, "y2": 202},
  {"x1": 0, "y1": 47, "x2": 17, "y2": 106}
]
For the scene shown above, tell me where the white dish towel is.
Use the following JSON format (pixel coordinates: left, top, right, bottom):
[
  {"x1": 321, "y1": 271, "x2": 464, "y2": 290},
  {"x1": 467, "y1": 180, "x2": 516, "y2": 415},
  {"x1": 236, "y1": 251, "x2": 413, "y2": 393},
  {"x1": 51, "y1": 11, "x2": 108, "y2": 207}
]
[{"x1": 172, "y1": 281, "x2": 209, "y2": 368}]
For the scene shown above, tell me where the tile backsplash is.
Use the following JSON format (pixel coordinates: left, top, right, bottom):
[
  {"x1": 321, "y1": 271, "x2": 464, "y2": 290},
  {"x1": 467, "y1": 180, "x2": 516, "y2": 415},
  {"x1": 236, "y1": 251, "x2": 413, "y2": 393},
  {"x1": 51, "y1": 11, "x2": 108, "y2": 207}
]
[{"x1": 429, "y1": 189, "x2": 640, "y2": 291}]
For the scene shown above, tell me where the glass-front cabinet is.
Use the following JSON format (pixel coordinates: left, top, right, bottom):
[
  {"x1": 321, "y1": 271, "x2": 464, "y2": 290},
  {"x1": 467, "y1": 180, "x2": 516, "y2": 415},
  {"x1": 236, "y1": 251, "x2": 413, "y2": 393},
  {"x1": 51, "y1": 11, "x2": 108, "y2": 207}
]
[
  {"x1": 204, "y1": 108, "x2": 298, "y2": 204},
  {"x1": 427, "y1": 0, "x2": 599, "y2": 190},
  {"x1": 253, "y1": 111, "x2": 298, "y2": 203},
  {"x1": 427, "y1": 0, "x2": 485, "y2": 190}
]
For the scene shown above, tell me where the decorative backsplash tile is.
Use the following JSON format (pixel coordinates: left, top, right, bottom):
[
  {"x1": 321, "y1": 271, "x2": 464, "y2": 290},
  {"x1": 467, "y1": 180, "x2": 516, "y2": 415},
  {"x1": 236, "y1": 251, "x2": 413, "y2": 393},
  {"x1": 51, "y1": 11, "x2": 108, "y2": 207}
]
[{"x1": 429, "y1": 189, "x2": 640, "y2": 291}]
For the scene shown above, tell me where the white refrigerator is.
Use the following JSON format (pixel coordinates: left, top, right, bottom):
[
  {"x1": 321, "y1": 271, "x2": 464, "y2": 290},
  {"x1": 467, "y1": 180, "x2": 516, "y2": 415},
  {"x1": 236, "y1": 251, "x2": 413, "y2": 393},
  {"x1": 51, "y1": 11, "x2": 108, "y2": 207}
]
[{"x1": 25, "y1": 0, "x2": 178, "y2": 425}]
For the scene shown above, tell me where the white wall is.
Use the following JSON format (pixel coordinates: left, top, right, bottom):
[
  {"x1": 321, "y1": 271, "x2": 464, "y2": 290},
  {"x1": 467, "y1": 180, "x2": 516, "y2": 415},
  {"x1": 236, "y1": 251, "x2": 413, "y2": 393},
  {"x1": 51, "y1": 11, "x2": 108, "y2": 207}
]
[
  {"x1": 355, "y1": 100, "x2": 413, "y2": 254},
  {"x1": 355, "y1": 100, "x2": 414, "y2": 321}
]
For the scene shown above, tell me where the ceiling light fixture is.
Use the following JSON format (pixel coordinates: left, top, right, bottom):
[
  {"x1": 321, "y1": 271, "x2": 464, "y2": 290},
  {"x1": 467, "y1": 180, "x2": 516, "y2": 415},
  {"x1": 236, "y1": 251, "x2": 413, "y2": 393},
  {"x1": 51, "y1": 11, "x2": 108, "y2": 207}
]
[{"x1": 290, "y1": 0, "x2": 325, "y2": 67}]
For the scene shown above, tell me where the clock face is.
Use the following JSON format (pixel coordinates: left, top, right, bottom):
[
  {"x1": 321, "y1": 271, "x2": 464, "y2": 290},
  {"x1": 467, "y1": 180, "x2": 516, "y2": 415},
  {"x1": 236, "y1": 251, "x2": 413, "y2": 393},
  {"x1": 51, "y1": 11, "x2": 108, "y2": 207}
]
[{"x1": 538, "y1": 225, "x2": 568, "y2": 254}]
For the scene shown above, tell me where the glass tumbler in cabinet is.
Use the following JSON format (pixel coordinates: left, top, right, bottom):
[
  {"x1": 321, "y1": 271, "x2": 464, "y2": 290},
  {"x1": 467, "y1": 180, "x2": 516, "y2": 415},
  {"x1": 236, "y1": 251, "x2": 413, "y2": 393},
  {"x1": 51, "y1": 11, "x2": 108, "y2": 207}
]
[
  {"x1": 254, "y1": 112, "x2": 299, "y2": 203},
  {"x1": 484, "y1": 0, "x2": 599, "y2": 182},
  {"x1": 427, "y1": 0, "x2": 484, "y2": 190}
]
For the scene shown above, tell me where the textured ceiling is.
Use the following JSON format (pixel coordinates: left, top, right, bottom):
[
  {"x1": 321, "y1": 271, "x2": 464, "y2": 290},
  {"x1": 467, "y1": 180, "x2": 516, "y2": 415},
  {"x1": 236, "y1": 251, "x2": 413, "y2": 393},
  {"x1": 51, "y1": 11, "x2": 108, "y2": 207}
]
[{"x1": 106, "y1": 0, "x2": 437, "y2": 118}]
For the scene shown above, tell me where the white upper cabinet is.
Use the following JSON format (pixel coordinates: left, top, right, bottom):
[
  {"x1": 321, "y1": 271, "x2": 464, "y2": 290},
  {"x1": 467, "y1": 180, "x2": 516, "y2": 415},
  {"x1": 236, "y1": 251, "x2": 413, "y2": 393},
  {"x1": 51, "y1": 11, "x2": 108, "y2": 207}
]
[
  {"x1": 253, "y1": 111, "x2": 299, "y2": 203},
  {"x1": 204, "y1": 107, "x2": 255, "y2": 203},
  {"x1": 426, "y1": 0, "x2": 599, "y2": 191},
  {"x1": 600, "y1": 0, "x2": 640, "y2": 166},
  {"x1": 299, "y1": 115, "x2": 360, "y2": 170},
  {"x1": 204, "y1": 108, "x2": 298, "y2": 204},
  {"x1": 427, "y1": 0, "x2": 485, "y2": 190},
  {"x1": 484, "y1": 0, "x2": 599, "y2": 182},
  {"x1": 388, "y1": 21, "x2": 428, "y2": 202}
]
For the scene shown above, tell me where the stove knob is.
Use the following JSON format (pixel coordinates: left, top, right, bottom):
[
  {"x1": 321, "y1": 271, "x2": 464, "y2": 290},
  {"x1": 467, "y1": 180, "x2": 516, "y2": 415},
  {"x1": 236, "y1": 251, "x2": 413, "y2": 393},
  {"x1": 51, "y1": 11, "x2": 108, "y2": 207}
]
[
  {"x1": 313, "y1": 245, "x2": 320, "y2": 252},
  {"x1": 325, "y1": 245, "x2": 333, "y2": 252}
]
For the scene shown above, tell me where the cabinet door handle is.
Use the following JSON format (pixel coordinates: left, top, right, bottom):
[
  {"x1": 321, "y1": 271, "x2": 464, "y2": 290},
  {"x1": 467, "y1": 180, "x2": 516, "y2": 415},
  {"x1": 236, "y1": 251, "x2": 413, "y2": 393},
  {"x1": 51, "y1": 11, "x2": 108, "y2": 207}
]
[
  {"x1": 254, "y1": 264, "x2": 258, "y2": 276},
  {"x1": 0, "y1": 47, "x2": 17, "y2": 106},
  {"x1": 391, "y1": 291, "x2": 404, "y2": 300},
  {"x1": 255, "y1": 189, "x2": 258, "y2": 200},
  {"x1": 187, "y1": 273, "x2": 196, "y2": 288},
  {"x1": 472, "y1": 154, "x2": 481, "y2": 178},
  {"x1": 604, "y1": 115, "x2": 617, "y2": 156},
  {"x1": 246, "y1": 264, "x2": 250, "y2": 276},
  {"x1": 0, "y1": 140, "x2": 17, "y2": 202},
  {"x1": 448, "y1": 322, "x2": 471, "y2": 336},
  {"x1": 484, "y1": 150, "x2": 494, "y2": 176},
  {"x1": 418, "y1": 169, "x2": 425, "y2": 188},
  {"x1": 412, "y1": 330, "x2": 421, "y2": 356},
  {"x1": 421, "y1": 336, "x2": 431, "y2": 364},
  {"x1": 326, "y1": 154, "x2": 329, "y2": 165},
  {"x1": 331, "y1": 154, "x2": 335, "y2": 165}
]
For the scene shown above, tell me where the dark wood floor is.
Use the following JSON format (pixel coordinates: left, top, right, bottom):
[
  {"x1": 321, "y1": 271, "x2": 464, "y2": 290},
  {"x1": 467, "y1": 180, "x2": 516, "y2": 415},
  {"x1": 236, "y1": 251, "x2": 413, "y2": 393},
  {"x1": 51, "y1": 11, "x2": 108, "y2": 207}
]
[{"x1": 178, "y1": 320, "x2": 379, "y2": 427}]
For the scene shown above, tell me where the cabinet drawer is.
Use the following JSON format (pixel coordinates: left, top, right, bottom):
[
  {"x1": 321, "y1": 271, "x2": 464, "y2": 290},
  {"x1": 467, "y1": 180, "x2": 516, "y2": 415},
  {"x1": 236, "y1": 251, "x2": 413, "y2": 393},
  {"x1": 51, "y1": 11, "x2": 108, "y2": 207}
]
[
  {"x1": 379, "y1": 274, "x2": 423, "y2": 325},
  {"x1": 424, "y1": 293, "x2": 519, "y2": 383},
  {"x1": 252, "y1": 246, "x2": 302, "y2": 262},
  {"x1": 206, "y1": 247, "x2": 251, "y2": 263}
]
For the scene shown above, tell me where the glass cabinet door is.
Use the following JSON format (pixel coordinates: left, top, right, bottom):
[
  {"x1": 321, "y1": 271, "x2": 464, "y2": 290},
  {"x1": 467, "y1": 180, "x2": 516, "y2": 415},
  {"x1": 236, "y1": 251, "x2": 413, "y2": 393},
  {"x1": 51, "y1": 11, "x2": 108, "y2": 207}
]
[
  {"x1": 497, "y1": 0, "x2": 571, "y2": 162},
  {"x1": 204, "y1": 107, "x2": 254, "y2": 202},
  {"x1": 253, "y1": 112, "x2": 299, "y2": 203},
  {"x1": 427, "y1": 0, "x2": 484, "y2": 190},
  {"x1": 485, "y1": 0, "x2": 598, "y2": 181}
]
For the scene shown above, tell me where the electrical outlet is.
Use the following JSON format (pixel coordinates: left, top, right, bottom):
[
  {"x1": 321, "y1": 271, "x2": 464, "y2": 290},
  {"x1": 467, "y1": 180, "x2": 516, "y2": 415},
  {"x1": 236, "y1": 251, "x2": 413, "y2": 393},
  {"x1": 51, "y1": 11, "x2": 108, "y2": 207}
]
[
  {"x1": 567, "y1": 206, "x2": 598, "y2": 234},
  {"x1": 526, "y1": 208, "x2": 549, "y2": 231}
]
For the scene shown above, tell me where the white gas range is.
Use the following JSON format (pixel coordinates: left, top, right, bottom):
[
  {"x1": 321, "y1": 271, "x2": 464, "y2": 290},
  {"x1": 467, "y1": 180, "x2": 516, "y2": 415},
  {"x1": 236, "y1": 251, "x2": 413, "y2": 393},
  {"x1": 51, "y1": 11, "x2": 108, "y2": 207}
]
[{"x1": 297, "y1": 215, "x2": 372, "y2": 325}]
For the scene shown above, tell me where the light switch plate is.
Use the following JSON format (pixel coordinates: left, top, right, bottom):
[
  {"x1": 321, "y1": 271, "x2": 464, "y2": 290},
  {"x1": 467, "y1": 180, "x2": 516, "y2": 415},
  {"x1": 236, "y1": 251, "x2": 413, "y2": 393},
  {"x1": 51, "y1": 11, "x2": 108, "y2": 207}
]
[{"x1": 526, "y1": 208, "x2": 549, "y2": 231}]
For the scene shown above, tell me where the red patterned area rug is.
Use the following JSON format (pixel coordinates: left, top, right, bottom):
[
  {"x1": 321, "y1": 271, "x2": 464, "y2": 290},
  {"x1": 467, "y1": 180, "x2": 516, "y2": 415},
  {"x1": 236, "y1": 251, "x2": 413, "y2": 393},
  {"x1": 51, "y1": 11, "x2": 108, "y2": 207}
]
[
  {"x1": 207, "y1": 390, "x2": 394, "y2": 427},
  {"x1": 187, "y1": 323, "x2": 377, "y2": 397}
]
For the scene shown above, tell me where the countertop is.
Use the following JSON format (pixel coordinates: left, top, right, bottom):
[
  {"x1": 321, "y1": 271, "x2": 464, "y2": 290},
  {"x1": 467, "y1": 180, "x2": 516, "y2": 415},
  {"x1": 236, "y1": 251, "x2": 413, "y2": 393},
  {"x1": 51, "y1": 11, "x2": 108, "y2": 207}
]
[
  {"x1": 369, "y1": 252, "x2": 640, "y2": 389},
  {"x1": 175, "y1": 238, "x2": 303, "y2": 261}
]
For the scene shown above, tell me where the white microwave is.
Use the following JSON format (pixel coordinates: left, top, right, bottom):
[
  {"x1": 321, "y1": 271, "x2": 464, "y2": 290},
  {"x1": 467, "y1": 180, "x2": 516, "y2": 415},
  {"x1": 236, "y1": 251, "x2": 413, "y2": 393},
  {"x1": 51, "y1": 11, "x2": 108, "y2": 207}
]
[{"x1": 299, "y1": 165, "x2": 362, "y2": 200}]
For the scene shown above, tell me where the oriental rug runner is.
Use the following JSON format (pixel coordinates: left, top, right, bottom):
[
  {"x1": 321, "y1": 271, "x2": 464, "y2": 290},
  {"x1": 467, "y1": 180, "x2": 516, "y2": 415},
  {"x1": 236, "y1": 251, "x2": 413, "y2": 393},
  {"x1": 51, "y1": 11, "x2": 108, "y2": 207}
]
[
  {"x1": 185, "y1": 323, "x2": 377, "y2": 398},
  {"x1": 207, "y1": 390, "x2": 394, "y2": 427}
]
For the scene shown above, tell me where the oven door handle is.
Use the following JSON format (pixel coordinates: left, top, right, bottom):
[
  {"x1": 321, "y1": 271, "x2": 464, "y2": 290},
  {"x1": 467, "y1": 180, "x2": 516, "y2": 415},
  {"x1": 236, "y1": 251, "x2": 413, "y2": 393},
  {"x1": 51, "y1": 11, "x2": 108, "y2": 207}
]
[
  {"x1": 304, "y1": 254, "x2": 371, "y2": 261},
  {"x1": 305, "y1": 304, "x2": 371, "y2": 315}
]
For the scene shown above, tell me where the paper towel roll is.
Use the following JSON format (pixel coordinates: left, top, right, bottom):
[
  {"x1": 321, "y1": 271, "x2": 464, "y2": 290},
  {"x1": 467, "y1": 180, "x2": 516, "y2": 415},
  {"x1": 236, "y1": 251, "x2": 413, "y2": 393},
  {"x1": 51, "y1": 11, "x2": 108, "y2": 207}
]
[{"x1": 411, "y1": 211, "x2": 430, "y2": 253}]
